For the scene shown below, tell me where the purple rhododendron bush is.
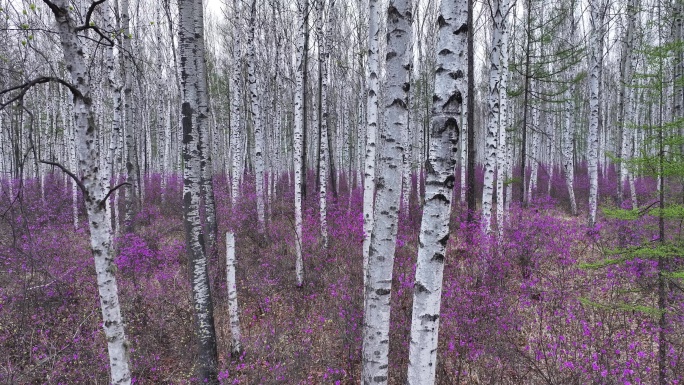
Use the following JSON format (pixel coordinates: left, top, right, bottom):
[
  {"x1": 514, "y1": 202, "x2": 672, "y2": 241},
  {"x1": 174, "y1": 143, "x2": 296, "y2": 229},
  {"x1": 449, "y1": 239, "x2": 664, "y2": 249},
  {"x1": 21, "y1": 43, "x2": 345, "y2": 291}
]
[{"x1": 1, "y1": 169, "x2": 683, "y2": 384}]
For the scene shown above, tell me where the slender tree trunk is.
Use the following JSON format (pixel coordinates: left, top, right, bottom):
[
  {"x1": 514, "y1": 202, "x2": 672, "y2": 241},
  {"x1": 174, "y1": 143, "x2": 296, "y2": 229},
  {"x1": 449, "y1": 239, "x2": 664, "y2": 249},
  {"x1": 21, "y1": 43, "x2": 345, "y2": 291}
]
[
  {"x1": 363, "y1": 0, "x2": 381, "y2": 286},
  {"x1": 44, "y1": 2, "x2": 132, "y2": 383},
  {"x1": 294, "y1": 0, "x2": 308, "y2": 287},
  {"x1": 587, "y1": 0, "x2": 605, "y2": 227},
  {"x1": 194, "y1": 0, "x2": 218, "y2": 251},
  {"x1": 225, "y1": 232, "x2": 242, "y2": 356},
  {"x1": 466, "y1": 0, "x2": 476, "y2": 222},
  {"x1": 178, "y1": 0, "x2": 219, "y2": 381},
  {"x1": 407, "y1": 0, "x2": 465, "y2": 380},
  {"x1": 248, "y1": 0, "x2": 266, "y2": 234},
  {"x1": 482, "y1": 0, "x2": 505, "y2": 233},
  {"x1": 231, "y1": 1, "x2": 244, "y2": 208},
  {"x1": 317, "y1": 0, "x2": 331, "y2": 248},
  {"x1": 496, "y1": 3, "x2": 510, "y2": 234},
  {"x1": 563, "y1": 84, "x2": 578, "y2": 215},
  {"x1": 361, "y1": 1, "x2": 412, "y2": 383},
  {"x1": 120, "y1": 0, "x2": 139, "y2": 230}
]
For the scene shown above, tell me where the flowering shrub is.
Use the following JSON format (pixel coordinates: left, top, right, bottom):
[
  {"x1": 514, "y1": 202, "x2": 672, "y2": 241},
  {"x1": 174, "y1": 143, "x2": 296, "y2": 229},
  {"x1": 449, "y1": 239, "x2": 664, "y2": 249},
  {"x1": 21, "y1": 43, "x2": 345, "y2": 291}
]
[{"x1": 0, "y1": 168, "x2": 681, "y2": 384}]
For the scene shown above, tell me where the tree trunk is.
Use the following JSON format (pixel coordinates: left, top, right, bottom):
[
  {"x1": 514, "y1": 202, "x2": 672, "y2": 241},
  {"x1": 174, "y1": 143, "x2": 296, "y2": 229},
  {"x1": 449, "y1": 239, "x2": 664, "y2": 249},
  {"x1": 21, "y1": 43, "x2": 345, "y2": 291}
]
[
  {"x1": 231, "y1": 1, "x2": 244, "y2": 208},
  {"x1": 294, "y1": 0, "x2": 308, "y2": 287},
  {"x1": 361, "y1": 1, "x2": 412, "y2": 383},
  {"x1": 248, "y1": 0, "x2": 266, "y2": 234},
  {"x1": 587, "y1": 0, "x2": 605, "y2": 226},
  {"x1": 44, "y1": 1, "x2": 132, "y2": 383},
  {"x1": 406, "y1": 0, "x2": 465, "y2": 380},
  {"x1": 496, "y1": 3, "x2": 510, "y2": 235},
  {"x1": 482, "y1": 0, "x2": 505, "y2": 234},
  {"x1": 179, "y1": 0, "x2": 219, "y2": 381},
  {"x1": 120, "y1": 0, "x2": 139, "y2": 230},
  {"x1": 225, "y1": 232, "x2": 243, "y2": 356},
  {"x1": 363, "y1": 0, "x2": 381, "y2": 286}
]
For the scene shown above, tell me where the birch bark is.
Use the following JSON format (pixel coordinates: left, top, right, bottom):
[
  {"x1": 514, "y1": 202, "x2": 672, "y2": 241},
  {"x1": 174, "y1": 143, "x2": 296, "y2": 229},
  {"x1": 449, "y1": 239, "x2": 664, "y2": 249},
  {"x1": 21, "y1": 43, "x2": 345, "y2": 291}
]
[
  {"x1": 231, "y1": 1, "x2": 243, "y2": 208},
  {"x1": 317, "y1": 0, "x2": 331, "y2": 248},
  {"x1": 120, "y1": 0, "x2": 139, "y2": 228},
  {"x1": 361, "y1": 1, "x2": 412, "y2": 383},
  {"x1": 179, "y1": 0, "x2": 219, "y2": 381},
  {"x1": 496, "y1": 3, "x2": 510, "y2": 234},
  {"x1": 226, "y1": 232, "x2": 242, "y2": 356},
  {"x1": 294, "y1": 0, "x2": 307, "y2": 287},
  {"x1": 587, "y1": 0, "x2": 605, "y2": 226},
  {"x1": 482, "y1": 0, "x2": 505, "y2": 234},
  {"x1": 248, "y1": 0, "x2": 266, "y2": 233},
  {"x1": 363, "y1": 0, "x2": 381, "y2": 287},
  {"x1": 563, "y1": 84, "x2": 578, "y2": 215},
  {"x1": 407, "y1": 0, "x2": 465, "y2": 380},
  {"x1": 43, "y1": 1, "x2": 132, "y2": 383}
]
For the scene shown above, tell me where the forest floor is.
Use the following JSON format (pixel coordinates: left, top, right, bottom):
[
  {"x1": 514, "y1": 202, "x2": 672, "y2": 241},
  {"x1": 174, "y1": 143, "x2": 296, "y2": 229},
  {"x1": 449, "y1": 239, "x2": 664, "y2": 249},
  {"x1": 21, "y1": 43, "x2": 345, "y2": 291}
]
[{"x1": 1, "y1": 171, "x2": 683, "y2": 384}]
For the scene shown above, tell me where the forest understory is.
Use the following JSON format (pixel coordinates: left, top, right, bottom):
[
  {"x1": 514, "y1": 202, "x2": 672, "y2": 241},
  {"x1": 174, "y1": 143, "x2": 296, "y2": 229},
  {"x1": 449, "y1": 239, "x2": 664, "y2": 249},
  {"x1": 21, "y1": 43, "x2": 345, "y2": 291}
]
[{"x1": 1, "y1": 166, "x2": 683, "y2": 385}]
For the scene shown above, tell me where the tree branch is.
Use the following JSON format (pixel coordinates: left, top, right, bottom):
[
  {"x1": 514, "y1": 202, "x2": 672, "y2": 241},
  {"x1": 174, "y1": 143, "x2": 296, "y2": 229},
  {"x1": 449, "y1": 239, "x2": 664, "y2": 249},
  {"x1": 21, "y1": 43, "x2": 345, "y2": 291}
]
[
  {"x1": 100, "y1": 182, "x2": 131, "y2": 208},
  {"x1": 39, "y1": 160, "x2": 86, "y2": 196},
  {"x1": 75, "y1": 1, "x2": 115, "y2": 47},
  {"x1": 1, "y1": 77, "x2": 82, "y2": 109}
]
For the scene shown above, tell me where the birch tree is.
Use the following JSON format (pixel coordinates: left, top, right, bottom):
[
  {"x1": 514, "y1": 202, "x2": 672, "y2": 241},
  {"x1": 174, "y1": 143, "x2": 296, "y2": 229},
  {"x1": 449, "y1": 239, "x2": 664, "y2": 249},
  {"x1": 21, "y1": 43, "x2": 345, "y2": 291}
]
[
  {"x1": 294, "y1": 0, "x2": 308, "y2": 287},
  {"x1": 317, "y1": 0, "x2": 332, "y2": 248},
  {"x1": 363, "y1": 0, "x2": 381, "y2": 285},
  {"x1": 406, "y1": 0, "x2": 465, "y2": 380},
  {"x1": 225, "y1": 232, "x2": 242, "y2": 356},
  {"x1": 230, "y1": 0, "x2": 243, "y2": 208},
  {"x1": 120, "y1": 0, "x2": 140, "y2": 228},
  {"x1": 9, "y1": 1, "x2": 134, "y2": 383},
  {"x1": 179, "y1": 0, "x2": 219, "y2": 381},
  {"x1": 587, "y1": 0, "x2": 606, "y2": 226},
  {"x1": 482, "y1": 0, "x2": 506, "y2": 233},
  {"x1": 248, "y1": 0, "x2": 266, "y2": 233},
  {"x1": 361, "y1": 0, "x2": 412, "y2": 383}
]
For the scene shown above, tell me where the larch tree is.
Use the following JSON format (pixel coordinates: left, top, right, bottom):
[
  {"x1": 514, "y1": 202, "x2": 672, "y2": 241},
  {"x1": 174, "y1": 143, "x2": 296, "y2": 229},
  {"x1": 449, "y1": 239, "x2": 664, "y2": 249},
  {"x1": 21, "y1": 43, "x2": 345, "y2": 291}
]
[
  {"x1": 406, "y1": 0, "x2": 466, "y2": 381},
  {"x1": 178, "y1": 0, "x2": 220, "y2": 381},
  {"x1": 361, "y1": 0, "x2": 412, "y2": 383}
]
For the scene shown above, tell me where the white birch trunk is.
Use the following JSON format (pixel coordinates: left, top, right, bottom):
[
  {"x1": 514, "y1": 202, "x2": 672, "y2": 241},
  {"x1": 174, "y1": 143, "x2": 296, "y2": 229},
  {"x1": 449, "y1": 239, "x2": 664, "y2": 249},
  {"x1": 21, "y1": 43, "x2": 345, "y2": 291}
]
[
  {"x1": 363, "y1": 0, "x2": 381, "y2": 287},
  {"x1": 70, "y1": 112, "x2": 79, "y2": 230},
  {"x1": 587, "y1": 0, "x2": 605, "y2": 226},
  {"x1": 231, "y1": 2, "x2": 243, "y2": 208},
  {"x1": 179, "y1": 0, "x2": 219, "y2": 381},
  {"x1": 482, "y1": 0, "x2": 505, "y2": 234},
  {"x1": 46, "y1": 2, "x2": 131, "y2": 383},
  {"x1": 496, "y1": 4, "x2": 510, "y2": 234},
  {"x1": 121, "y1": 0, "x2": 138, "y2": 228},
  {"x1": 248, "y1": 0, "x2": 266, "y2": 233},
  {"x1": 527, "y1": 105, "x2": 540, "y2": 204},
  {"x1": 294, "y1": 0, "x2": 308, "y2": 287},
  {"x1": 318, "y1": 0, "x2": 330, "y2": 249},
  {"x1": 225, "y1": 232, "x2": 242, "y2": 356},
  {"x1": 563, "y1": 85, "x2": 578, "y2": 215},
  {"x1": 361, "y1": 1, "x2": 412, "y2": 383},
  {"x1": 546, "y1": 115, "x2": 554, "y2": 196},
  {"x1": 407, "y1": 0, "x2": 465, "y2": 380}
]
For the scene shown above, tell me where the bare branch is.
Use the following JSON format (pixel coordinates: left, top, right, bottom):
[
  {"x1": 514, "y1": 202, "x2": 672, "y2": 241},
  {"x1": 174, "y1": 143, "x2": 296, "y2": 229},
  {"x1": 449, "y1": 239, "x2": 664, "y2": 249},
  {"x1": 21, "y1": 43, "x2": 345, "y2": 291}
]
[
  {"x1": 100, "y1": 182, "x2": 131, "y2": 208},
  {"x1": 39, "y1": 160, "x2": 86, "y2": 196},
  {"x1": 0, "y1": 77, "x2": 82, "y2": 109}
]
